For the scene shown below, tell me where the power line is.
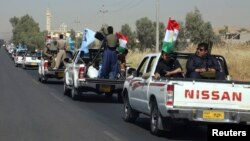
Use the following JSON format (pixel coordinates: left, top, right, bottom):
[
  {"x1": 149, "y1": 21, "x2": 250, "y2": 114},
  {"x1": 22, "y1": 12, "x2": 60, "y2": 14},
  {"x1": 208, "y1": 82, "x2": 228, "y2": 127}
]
[{"x1": 108, "y1": 0, "x2": 144, "y2": 12}]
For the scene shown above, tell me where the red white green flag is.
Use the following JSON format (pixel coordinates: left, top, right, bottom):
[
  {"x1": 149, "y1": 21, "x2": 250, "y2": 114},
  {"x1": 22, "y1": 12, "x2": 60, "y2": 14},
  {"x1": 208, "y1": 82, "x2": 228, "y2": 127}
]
[
  {"x1": 162, "y1": 18, "x2": 180, "y2": 53},
  {"x1": 116, "y1": 33, "x2": 128, "y2": 53}
]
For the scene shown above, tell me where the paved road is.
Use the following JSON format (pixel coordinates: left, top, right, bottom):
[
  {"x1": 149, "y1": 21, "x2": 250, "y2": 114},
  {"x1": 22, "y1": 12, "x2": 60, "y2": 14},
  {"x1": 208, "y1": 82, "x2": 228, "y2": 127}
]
[{"x1": 0, "y1": 48, "x2": 207, "y2": 141}]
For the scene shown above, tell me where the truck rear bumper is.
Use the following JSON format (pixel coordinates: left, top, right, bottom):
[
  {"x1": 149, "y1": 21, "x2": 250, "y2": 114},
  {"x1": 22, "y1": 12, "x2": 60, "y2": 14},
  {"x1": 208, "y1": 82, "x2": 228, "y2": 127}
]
[
  {"x1": 163, "y1": 109, "x2": 250, "y2": 124},
  {"x1": 77, "y1": 79, "x2": 124, "y2": 94},
  {"x1": 44, "y1": 70, "x2": 64, "y2": 79}
]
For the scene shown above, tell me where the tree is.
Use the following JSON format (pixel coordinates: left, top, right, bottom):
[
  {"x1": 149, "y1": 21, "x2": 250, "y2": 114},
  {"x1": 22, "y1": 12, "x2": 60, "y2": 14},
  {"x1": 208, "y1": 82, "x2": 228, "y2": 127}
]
[
  {"x1": 175, "y1": 21, "x2": 188, "y2": 50},
  {"x1": 9, "y1": 14, "x2": 44, "y2": 50},
  {"x1": 135, "y1": 17, "x2": 154, "y2": 51},
  {"x1": 185, "y1": 7, "x2": 218, "y2": 44}
]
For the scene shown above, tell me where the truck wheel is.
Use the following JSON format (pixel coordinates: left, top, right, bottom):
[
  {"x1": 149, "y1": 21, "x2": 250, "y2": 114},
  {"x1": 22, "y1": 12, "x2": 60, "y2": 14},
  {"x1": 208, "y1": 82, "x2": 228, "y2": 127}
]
[
  {"x1": 38, "y1": 75, "x2": 41, "y2": 82},
  {"x1": 123, "y1": 95, "x2": 138, "y2": 122},
  {"x1": 63, "y1": 81, "x2": 71, "y2": 96},
  {"x1": 41, "y1": 75, "x2": 47, "y2": 83},
  {"x1": 117, "y1": 91, "x2": 123, "y2": 103},
  {"x1": 71, "y1": 87, "x2": 80, "y2": 101},
  {"x1": 150, "y1": 102, "x2": 164, "y2": 136}
]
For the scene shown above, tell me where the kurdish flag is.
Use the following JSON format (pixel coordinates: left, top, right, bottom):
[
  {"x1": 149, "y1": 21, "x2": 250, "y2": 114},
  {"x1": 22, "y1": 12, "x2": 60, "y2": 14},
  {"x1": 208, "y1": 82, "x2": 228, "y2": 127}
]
[
  {"x1": 116, "y1": 33, "x2": 128, "y2": 53},
  {"x1": 162, "y1": 18, "x2": 180, "y2": 53}
]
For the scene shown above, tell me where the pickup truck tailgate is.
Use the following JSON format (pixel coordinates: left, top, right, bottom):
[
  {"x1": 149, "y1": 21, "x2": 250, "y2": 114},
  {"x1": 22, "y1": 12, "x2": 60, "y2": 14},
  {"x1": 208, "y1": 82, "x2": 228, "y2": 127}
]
[{"x1": 173, "y1": 81, "x2": 250, "y2": 110}]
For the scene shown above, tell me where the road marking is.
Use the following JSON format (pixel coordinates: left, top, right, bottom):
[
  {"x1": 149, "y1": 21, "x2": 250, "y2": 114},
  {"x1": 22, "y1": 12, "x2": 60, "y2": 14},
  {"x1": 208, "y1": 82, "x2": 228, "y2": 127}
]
[
  {"x1": 49, "y1": 92, "x2": 66, "y2": 103},
  {"x1": 32, "y1": 79, "x2": 40, "y2": 85},
  {"x1": 103, "y1": 131, "x2": 122, "y2": 141}
]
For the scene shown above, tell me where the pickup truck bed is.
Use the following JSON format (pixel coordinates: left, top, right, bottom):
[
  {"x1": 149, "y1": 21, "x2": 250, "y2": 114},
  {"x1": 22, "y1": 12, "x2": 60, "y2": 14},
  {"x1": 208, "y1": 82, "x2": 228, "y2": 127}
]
[
  {"x1": 64, "y1": 49, "x2": 126, "y2": 102},
  {"x1": 38, "y1": 50, "x2": 72, "y2": 83}
]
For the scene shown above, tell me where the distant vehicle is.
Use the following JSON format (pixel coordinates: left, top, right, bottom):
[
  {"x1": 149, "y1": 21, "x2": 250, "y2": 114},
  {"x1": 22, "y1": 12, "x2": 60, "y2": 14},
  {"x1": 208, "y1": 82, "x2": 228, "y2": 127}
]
[
  {"x1": 14, "y1": 51, "x2": 26, "y2": 67},
  {"x1": 21, "y1": 51, "x2": 42, "y2": 69}
]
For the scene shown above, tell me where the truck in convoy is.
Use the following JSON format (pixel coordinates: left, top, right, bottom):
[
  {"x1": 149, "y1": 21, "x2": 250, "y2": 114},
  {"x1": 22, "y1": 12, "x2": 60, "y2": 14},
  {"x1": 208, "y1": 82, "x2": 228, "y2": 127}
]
[
  {"x1": 63, "y1": 49, "x2": 129, "y2": 102},
  {"x1": 38, "y1": 49, "x2": 72, "y2": 83},
  {"x1": 122, "y1": 52, "x2": 250, "y2": 135}
]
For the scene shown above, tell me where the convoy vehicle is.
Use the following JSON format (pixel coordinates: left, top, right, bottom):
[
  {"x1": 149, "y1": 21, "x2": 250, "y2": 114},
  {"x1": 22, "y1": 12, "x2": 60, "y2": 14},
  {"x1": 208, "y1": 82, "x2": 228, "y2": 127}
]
[
  {"x1": 22, "y1": 51, "x2": 42, "y2": 69},
  {"x1": 64, "y1": 49, "x2": 127, "y2": 101},
  {"x1": 14, "y1": 51, "x2": 26, "y2": 67},
  {"x1": 38, "y1": 50, "x2": 72, "y2": 83},
  {"x1": 122, "y1": 52, "x2": 250, "y2": 135}
]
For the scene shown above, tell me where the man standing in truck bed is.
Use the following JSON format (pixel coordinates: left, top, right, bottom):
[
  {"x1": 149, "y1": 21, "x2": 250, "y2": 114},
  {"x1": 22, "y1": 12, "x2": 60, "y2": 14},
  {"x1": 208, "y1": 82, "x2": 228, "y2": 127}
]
[
  {"x1": 99, "y1": 26, "x2": 119, "y2": 79},
  {"x1": 53, "y1": 34, "x2": 66, "y2": 70}
]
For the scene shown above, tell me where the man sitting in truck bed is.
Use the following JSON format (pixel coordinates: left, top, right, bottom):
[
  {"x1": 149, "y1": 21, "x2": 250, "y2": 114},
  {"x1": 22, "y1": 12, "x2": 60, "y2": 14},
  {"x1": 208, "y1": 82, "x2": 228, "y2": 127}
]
[
  {"x1": 154, "y1": 51, "x2": 183, "y2": 79},
  {"x1": 186, "y1": 42, "x2": 225, "y2": 80},
  {"x1": 43, "y1": 42, "x2": 56, "y2": 68}
]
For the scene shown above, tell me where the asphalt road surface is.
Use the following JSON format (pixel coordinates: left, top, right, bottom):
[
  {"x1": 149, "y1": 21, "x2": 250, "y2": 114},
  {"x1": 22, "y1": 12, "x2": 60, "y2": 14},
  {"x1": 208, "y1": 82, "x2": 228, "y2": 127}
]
[{"x1": 0, "y1": 47, "x2": 207, "y2": 141}]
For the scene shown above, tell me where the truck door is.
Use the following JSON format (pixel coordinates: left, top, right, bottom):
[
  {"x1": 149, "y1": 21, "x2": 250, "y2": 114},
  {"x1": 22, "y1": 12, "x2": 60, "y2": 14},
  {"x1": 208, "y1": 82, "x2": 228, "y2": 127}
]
[
  {"x1": 140, "y1": 56, "x2": 157, "y2": 112},
  {"x1": 129, "y1": 57, "x2": 149, "y2": 110}
]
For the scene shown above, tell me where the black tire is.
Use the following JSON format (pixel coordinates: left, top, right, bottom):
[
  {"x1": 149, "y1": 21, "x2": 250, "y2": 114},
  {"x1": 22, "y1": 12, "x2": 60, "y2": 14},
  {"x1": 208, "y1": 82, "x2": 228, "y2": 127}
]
[
  {"x1": 117, "y1": 91, "x2": 123, "y2": 103},
  {"x1": 38, "y1": 75, "x2": 41, "y2": 82},
  {"x1": 41, "y1": 75, "x2": 47, "y2": 83},
  {"x1": 63, "y1": 81, "x2": 71, "y2": 96},
  {"x1": 150, "y1": 101, "x2": 164, "y2": 136},
  {"x1": 123, "y1": 94, "x2": 139, "y2": 122},
  {"x1": 71, "y1": 86, "x2": 80, "y2": 101}
]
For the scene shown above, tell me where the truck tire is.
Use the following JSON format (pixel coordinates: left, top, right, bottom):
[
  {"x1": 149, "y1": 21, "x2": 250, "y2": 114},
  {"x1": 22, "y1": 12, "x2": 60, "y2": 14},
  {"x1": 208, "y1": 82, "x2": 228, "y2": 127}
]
[
  {"x1": 150, "y1": 102, "x2": 164, "y2": 136},
  {"x1": 63, "y1": 81, "x2": 71, "y2": 96},
  {"x1": 41, "y1": 75, "x2": 47, "y2": 83},
  {"x1": 71, "y1": 87, "x2": 80, "y2": 101},
  {"x1": 38, "y1": 75, "x2": 41, "y2": 82},
  {"x1": 117, "y1": 91, "x2": 123, "y2": 103},
  {"x1": 123, "y1": 95, "x2": 138, "y2": 122}
]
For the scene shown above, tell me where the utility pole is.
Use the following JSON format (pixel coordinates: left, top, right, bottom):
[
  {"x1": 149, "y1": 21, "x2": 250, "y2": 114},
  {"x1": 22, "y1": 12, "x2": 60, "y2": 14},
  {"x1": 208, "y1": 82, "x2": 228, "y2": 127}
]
[
  {"x1": 74, "y1": 16, "x2": 80, "y2": 32},
  {"x1": 155, "y1": 0, "x2": 160, "y2": 53}
]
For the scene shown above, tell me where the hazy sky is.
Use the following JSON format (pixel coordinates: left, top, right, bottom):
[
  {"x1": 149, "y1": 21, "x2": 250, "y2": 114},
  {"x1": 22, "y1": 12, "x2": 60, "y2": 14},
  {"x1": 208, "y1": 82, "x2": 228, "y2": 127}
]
[{"x1": 0, "y1": 0, "x2": 250, "y2": 40}]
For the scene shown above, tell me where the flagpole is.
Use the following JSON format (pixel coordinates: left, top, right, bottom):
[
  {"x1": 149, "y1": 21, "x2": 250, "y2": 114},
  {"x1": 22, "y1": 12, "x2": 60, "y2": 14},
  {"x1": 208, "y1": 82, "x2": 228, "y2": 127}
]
[{"x1": 156, "y1": 0, "x2": 159, "y2": 53}]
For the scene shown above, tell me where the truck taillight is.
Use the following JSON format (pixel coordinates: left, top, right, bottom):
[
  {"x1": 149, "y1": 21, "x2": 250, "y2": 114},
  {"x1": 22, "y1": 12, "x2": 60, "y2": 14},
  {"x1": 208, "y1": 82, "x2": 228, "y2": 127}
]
[
  {"x1": 166, "y1": 85, "x2": 174, "y2": 106},
  {"x1": 44, "y1": 61, "x2": 48, "y2": 70},
  {"x1": 78, "y1": 66, "x2": 85, "y2": 80}
]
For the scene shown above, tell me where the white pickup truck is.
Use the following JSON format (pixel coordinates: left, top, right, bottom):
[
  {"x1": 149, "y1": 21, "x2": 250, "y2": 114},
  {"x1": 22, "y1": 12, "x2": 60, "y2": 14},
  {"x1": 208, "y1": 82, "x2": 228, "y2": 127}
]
[
  {"x1": 64, "y1": 49, "x2": 126, "y2": 101},
  {"x1": 122, "y1": 52, "x2": 250, "y2": 135},
  {"x1": 38, "y1": 50, "x2": 72, "y2": 83}
]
